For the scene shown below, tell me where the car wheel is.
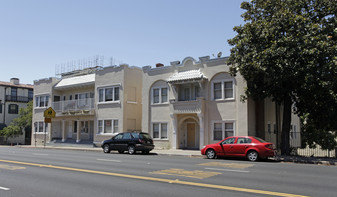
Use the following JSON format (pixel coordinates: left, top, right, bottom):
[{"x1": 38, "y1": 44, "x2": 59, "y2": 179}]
[
  {"x1": 103, "y1": 144, "x2": 110, "y2": 153},
  {"x1": 206, "y1": 149, "x2": 216, "y2": 159},
  {"x1": 247, "y1": 150, "x2": 259, "y2": 161},
  {"x1": 118, "y1": 150, "x2": 124, "y2": 154},
  {"x1": 128, "y1": 145, "x2": 135, "y2": 154}
]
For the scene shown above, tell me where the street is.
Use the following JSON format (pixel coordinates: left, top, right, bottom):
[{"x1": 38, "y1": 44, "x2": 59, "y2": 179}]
[{"x1": 0, "y1": 147, "x2": 336, "y2": 197}]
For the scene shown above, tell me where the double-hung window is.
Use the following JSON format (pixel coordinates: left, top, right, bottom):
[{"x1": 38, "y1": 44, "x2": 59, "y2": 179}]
[
  {"x1": 97, "y1": 119, "x2": 119, "y2": 134},
  {"x1": 212, "y1": 80, "x2": 234, "y2": 100},
  {"x1": 34, "y1": 121, "x2": 48, "y2": 133},
  {"x1": 8, "y1": 104, "x2": 18, "y2": 114},
  {"x1": 152, "y1": 123, "x2": 168, "y2": 139},
  {"x1": 98, "y1": 86, "x2": 120, "y2": 102},
  {"x1": 213, "y1": 121, "x2": 234, "y2": 140},
  {"x1": 152, "y1": 87, "x2": 168, "y2": 104},
  {"x1": 35, "y1": 95, "x2": 49, "y2": 108}
]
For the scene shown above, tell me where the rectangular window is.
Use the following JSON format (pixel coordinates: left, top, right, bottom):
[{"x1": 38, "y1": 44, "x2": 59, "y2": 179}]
[
  {"x1": 161, "y1": 88, "x2": 168, "y2": 103},
  {"x1": 224, "y1": 81, "x2": 233, "y2": 98},
  {"x1": 213, "y1": 121, "x2": 235, "y2": 140},
  {"x1": 28, "y1": 89, "x2": 33, "y2": 100},
  {"x1": 224, "y1": 123, "x2": 234, "y2": 137},
  {"x1": 152, "y1": 123, "x2": 168, "y2": 139},
  {"x1": 152, "y1": 87, "x2": 169, "y2": 104},
  {"x1": 213, "y1": 82, "x2": 222, "y2": 100},
  {"x1": 97, "y1": 119, "x2": 118, "y2": 134},
  {"x1": 34, "y1": 121, "x2": 48, "y2": 133},
  {"x1": 80, "y1": 121, "x2": 89, "y2": 133},
  {"x1": 0, "y1": 104, "x2": 2, "y2": 114},
  {"x1": 35, "y1": 95, "x2": 49, "y2": 108},
  {"x1": 213, "y1": 80, "x2": 234, "y2": 100},
  {"x1": 213, "y1": 123, "x2": 223, "y2": 140},
  {"x1": 8, "y1": 104, "x2": 18, "y2": 114},
  {"x1": 153, "y1": 89, "x2": 160, "y2": 104},
  {"x1": 98, "y1": 86, "x2": 120, "y2": 103},
  {"x1": 153, "y1": 123, "x2": 159, "y2": 138}
]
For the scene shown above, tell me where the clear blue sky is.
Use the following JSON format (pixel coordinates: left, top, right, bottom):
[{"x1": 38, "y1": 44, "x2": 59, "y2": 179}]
[{"x1": 0, "y1": 0, "x2": 245, "y2": 85}]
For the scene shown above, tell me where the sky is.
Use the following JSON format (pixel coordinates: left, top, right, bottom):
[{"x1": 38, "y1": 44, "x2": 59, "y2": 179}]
[{"x1": 0, "y1": 0, "x2": 245, "y2": 85}]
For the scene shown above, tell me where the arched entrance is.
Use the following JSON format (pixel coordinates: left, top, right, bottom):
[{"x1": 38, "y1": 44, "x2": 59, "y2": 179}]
[{"x1": 177, "y1": 115, "x2": 199, "y2": 150}]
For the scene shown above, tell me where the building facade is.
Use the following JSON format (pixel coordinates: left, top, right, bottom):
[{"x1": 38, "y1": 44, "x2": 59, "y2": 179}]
[
  {"x1": 142, "y1": 56, "x2": 301, "y2": 150},
  {"x1": 0, "y1": 78, "x2": 33, "y2": 145},
  {"x1": 32, "y1": 65, "x2": 142, "y2": 146},
  {"x1": 31, "y1": 56, "x2": 301, "y2": 150}
]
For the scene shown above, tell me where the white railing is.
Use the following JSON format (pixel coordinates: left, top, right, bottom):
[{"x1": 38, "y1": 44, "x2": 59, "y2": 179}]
[{"x1": 52, "y1": 98, "x2": 95, "y2": 115}]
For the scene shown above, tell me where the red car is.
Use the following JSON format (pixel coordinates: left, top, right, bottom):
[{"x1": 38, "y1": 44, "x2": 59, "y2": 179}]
[{"x1": 201, "y1": 136, "x2": 276, "y2": 161}]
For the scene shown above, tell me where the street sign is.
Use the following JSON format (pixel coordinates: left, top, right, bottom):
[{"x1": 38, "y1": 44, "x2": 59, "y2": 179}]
[
  {"x1": 44, "y1": 118, "x2": 52, "y2": 123},
  {"x1": 44, "y1": 107, "x2": 56, "y2": 118}
]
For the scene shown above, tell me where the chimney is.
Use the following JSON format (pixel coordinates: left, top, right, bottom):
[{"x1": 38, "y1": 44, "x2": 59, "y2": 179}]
[
  {"x1": 10, "y1": 78, "x2": 20, "y2": 85},
  {"x1": 156, "y1": 63, "x2": 164, "y2": 68}
]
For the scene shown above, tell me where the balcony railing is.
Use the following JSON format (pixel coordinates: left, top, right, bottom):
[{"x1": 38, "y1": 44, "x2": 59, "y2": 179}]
[
  {"x1": 5, "y1": 95, "x2": 33, "y2": 103},
  {"x1": 52, "y1": 98, "x2": 95, "y2": 116},
  {"x1": 170, "y1": 97, "x2": 205, "y2": 114}
]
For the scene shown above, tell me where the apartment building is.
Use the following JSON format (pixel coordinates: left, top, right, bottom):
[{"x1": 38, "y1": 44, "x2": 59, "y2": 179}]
[
  {"x1": 0, "y1": 78, "x2": 33, "y2": 145},
  {"x1": 142, "y1": 56, "x2": 301, "y2": 150},
  {"x1": 32, "y1": 65, "x2": 142, "y2": 146}
]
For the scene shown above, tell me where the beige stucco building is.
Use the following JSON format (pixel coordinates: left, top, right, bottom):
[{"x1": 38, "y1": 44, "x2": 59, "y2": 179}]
[
  {"x1": 32, "y1": 65, "x2": 142, "y2": 146},
  {"x1": 142, "y1": 56, "x2": 301, "y2": 150}
]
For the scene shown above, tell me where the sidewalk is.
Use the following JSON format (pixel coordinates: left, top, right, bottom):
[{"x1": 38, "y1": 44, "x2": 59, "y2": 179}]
[{"x1": 15, "y1": 144, "x2": 337, "y2": 165}]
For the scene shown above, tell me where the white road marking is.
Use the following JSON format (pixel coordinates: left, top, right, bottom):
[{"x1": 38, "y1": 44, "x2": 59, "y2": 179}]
[
  {"x1": 0, "y1": 186, "x2": 10, "y2": 191},
  {"x1": 97, "y1": 159, "x2": 122, "y2": 163},
  {"x1": 32, "y1": 153, "x2": 49, "y2": 156},
  {"x1": 205, "y1": 167, "x2": 250, "y2": 173}
]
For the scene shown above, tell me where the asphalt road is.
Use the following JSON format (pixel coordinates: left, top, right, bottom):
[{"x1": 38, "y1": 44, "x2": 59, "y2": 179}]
[{"x1": 0, "y1": 147, "x2": 336, "y2": 197}]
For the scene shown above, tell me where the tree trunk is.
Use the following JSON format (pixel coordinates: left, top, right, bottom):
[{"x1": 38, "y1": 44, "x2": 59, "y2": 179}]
[{"x1": 281, "y1": 95, "x2": 292, "y2": 155}]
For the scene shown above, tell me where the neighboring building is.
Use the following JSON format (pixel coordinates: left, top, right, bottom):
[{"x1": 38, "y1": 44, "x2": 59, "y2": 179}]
[
  {"x1": 0, "y1": 78, "x2": 33, "y2": 145},
  {"x1": 142, "y1": 56, "x2": 301, "y2": 150},
  {"x1": 32, "y1": 65, "x2": 142, "y2": 146}
]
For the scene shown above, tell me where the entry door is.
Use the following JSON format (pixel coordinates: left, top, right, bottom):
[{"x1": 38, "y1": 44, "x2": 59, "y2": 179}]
[{"x1": 187, "y1": 123, "x2": 196, "y2": 148}]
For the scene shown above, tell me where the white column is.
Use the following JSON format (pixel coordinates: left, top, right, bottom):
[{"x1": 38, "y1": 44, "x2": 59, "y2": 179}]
[
  {"x1": 76, "y1": 120, "x2": 81, "y2": 143},
  {"x1": 198, "y1": 113, "x2": 204, "y2": 149},
  {"x1": 170, "y1": 113, "x2": 177, "y2": 149},
  {"x1": 62, "y1": 120, "x2": 66, "y2": 142}
]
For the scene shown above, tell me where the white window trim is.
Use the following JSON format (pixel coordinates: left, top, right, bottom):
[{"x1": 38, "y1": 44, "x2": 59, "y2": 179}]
[
  {"x1": 34, "y1": 94, "x2": 50, "y2": 109},
  {"x1": 211, "y1": 120, "x2": 236, "y2": 141},
  {"x1": 33, "y1": 121, "x2": 49, "y2": 134},
  {"x1": 211, "y1": 79, "x2": 235, "y2": 101},
  {"x1": 151, "y1": 86, "x2": 169, "y2": 105},
  {"x1": 96, "y1": 119, "x2": 119, "y2": 135},
  {"x1": 152, "y1": 122, "x2": 169, "y2": 140},
  {"x1": 97, "y1": 85, "x2": 121, "y2": 104}
]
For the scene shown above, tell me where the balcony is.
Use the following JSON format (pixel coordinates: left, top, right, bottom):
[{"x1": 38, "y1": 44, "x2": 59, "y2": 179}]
[
  {"x1": 52, "y1": 98, "x2": 95, "y2": 116},
  {"x1": 6, "y1": 95, "x2": 33, "y2": 103},
  {"x1": 170, "y1": 97, "x2": 205, "y2": 114}
]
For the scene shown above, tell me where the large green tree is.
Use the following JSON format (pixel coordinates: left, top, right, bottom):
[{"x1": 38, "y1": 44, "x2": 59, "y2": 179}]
[
  {"x1": 228, "y1": 0, "x2": 337, "y2": 155},
  {"x1": 0, "y1": 101, "x2": 33, "y2": 141}
]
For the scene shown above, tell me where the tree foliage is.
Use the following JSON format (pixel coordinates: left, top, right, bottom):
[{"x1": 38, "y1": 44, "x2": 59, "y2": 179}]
[
  {"x1": 0, "y1": 101, "x2": 33, "y2": 138},
  {"x1": 228, "y1": 0, "x2": 337, "y2": 154}
]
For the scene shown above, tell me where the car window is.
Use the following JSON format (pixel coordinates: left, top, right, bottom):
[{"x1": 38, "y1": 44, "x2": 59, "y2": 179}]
[
  {"x1": 237, "y1": 137, "x2": 252, "y2": 144},
  {"x1": 114, "y1": 134, "x2": 123, "y2": 140},
  {"x1": 221, "y1": 137, "x2": 235, "y2": 145},
  {"x1": 253, "y1": 137, "x2": 267, "y2": 143},
  {"x1": 139, "y1": 133, "x2": 152, "y2": 140},
  {"x1": 131, "y1": 133, "x2": 139, "y2": 139},
  {"x1": 123, "y1": 133, "x2": 132, "y2": 140}
]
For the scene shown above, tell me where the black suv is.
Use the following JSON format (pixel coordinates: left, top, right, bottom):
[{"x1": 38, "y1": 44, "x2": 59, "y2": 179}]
[{"x1": 101, "y1": 132, "x2": 154, "y2": 154}]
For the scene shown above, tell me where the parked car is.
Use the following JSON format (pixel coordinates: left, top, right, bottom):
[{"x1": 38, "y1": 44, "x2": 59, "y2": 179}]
[
  {"x1": 201, "y1": 136, "x2": 276, "y2": 161},
  {"x1": 101, "y1": 132, "x2": 154, "y2": 154}
]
